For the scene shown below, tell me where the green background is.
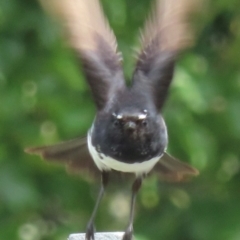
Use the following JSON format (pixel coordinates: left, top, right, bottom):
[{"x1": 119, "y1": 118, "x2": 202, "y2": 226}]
[{"x1": 1, "y1": 0, "x2": 240, "y2": 239}]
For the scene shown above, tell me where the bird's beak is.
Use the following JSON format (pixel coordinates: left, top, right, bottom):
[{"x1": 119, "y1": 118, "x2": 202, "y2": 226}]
[{"x1": 124, "y1": 121, "x2": 136, "y2": 132}]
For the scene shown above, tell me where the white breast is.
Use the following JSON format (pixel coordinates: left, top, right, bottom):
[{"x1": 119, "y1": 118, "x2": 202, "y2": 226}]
[{"x1": 87, "y1": 131, "x2": 161, "y2": 176}]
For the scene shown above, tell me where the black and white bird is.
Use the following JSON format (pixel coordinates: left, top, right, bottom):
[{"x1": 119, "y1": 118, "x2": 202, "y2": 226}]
[{"x1": 25, "y1": 0, "x2": 200, "y2": 239}]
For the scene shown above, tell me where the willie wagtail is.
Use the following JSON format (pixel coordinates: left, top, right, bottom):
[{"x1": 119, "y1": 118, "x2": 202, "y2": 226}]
[{"x1": 25, "y1": 0, "x2": 200, "y2": 239}]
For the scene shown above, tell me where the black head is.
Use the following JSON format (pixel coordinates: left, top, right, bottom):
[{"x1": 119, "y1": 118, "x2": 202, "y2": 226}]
[
  {"x1": 111, "y1": 108, "x2": 148, "y2": 138},
  {"x1": 92, "y1": 103, "x2": 168, "y2": 163}
]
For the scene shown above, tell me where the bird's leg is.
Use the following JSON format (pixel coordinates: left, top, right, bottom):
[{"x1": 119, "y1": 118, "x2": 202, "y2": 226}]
[
  {"x1": 85, "y1": 171, "x2": 109, "y2": 240},
  {"x1": 122, "y1": 177, "x2": 143, "y2": 240}
]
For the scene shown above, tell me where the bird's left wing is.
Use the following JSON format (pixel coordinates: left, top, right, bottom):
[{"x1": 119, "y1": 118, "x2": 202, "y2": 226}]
[
  {"x1": 153, "y1": 152, "x2": 199, "y2": 182},
  {"x1": 40, "y1": 0, "x2": 126, "y2": 110},
  {"x1": 132, "y1": 0, "x2": 201, "y2": 110}
]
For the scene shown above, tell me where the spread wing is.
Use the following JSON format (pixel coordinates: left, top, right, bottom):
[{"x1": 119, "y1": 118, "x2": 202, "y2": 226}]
[
  {"x1": 132, "y1": 0, "x2": 200, "y2": 110},
  {"x1": 40, "y1": 0, "x2": 126, "y2": 110},
  {"x1": 25, "y1": 139, "x2": 199, "y2": 181},
  {"x1": 153, "y1": 152, "x2": 199, "y2": 182},
  {"x1": 25, "y1": 137, "x2": 99, "y2": 177}
]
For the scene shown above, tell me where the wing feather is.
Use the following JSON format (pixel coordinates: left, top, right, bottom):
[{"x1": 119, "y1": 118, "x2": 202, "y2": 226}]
[
  {"x1": 154, "y1": 152, "x2": 199, "y2": 182},
  {"x1": 40, "y1": 0, "x2": 125, "y2": 110},
  {"x1": 25, "y1": 137, "x2": 99, "y2": 177},
  {"x1": 132, "y1": 0, "x2": 201, "y2": 110}
]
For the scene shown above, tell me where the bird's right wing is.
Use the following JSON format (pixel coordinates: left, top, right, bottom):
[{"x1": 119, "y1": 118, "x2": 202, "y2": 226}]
[
  {"x1": 40, "y1": 0, "x2": 126, "y2": 110},
  {"x1": 25, "y1": 137, "x2": 99, "y2": 177}
]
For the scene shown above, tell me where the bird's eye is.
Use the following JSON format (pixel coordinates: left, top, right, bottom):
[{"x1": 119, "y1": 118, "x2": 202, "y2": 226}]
[
  {"x1": 142, "y1": 120, "x2": 147, "y2": 126},
  {"x1": 114, "y1": 120, "x2": 120, "y2": 126}
]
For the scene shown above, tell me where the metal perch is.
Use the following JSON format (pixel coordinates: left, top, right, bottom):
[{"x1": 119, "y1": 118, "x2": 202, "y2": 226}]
[{"x1": 69, "y1": 232, "x2": 126, "y2": 240}]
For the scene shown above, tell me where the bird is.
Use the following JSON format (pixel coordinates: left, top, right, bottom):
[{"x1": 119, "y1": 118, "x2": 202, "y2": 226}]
[{"x1": 25, "y1": 0, "x2": 201, "y2": 239}]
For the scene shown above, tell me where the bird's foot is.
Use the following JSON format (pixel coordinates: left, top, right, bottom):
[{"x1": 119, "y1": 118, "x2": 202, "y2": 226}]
[
  {"x1": 85, "y1": 222, "x2": 95, "y2": 240},
  {"x1": 122, "y1": 225, "x2": 133, "y2": 240}
]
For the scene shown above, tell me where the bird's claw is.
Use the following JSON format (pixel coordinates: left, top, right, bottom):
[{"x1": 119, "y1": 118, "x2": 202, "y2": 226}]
[
  {"x1": 122, "y1": 225, "x2": 133, "y2": 240},
  {"x1": 85, "y1": 222, "x2": 95, "y2": 240}
]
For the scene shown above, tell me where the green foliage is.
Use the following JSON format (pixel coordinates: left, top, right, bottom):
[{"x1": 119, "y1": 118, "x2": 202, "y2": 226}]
[{"x1": 1, "y1": 0, "x2": 240, "y2": 239}]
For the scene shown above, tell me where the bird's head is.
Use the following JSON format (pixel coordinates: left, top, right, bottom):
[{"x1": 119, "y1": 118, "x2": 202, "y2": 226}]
[{"x1": 111, "y1": 109, "x2": 148, "y2": 138}]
